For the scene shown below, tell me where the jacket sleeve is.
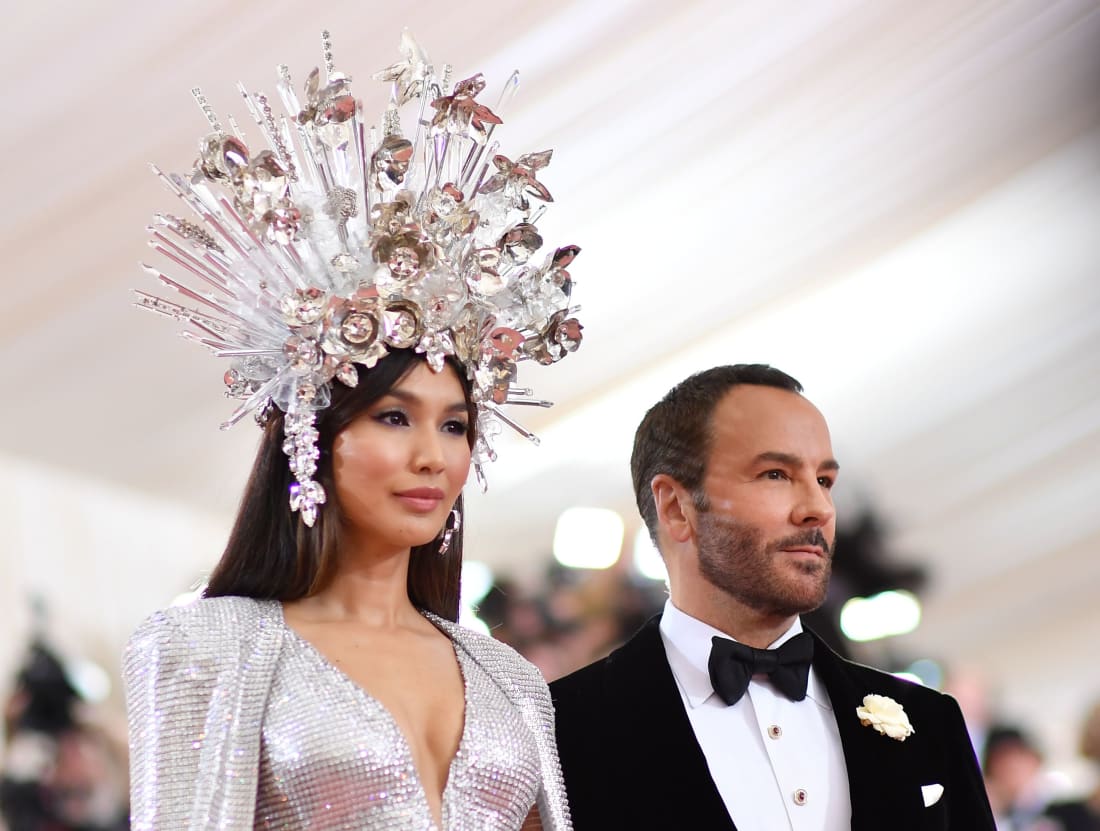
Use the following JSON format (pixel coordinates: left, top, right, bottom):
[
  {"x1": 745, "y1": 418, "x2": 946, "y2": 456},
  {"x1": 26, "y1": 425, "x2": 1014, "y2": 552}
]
[
  {"x1": 123, "y1": 602, "x2": 277, "y2": 830},
  {"x1": 941, "y1": 693, "x2": 997, "y2": 830},
  {"x1": 459, "y1": 628, "x2": 573, "y2": 831},
  {"x1": 520, "y1": 668, "x2": 574, "y2": 831}
]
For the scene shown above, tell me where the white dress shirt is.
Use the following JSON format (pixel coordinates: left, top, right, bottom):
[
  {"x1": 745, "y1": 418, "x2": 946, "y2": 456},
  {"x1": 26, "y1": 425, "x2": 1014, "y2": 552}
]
[{"x1": 659, "y1": 599, "x2": 851, "y2": 831}]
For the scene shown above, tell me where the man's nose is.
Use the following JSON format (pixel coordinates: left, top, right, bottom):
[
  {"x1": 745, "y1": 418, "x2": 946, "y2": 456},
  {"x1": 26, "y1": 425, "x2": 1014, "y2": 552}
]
[{"x1": 791, "y1": 480, "x2": 835, "y2": 528}]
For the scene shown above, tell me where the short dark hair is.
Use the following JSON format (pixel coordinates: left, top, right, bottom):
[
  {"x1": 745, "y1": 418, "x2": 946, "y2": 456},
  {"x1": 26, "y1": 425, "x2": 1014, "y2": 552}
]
[
  {"x1": 630, "y1": 364, "x2": 803, "y2": 543},
  {"x1": 205, "y1": 349, "x2": 478, "y2": 621},
  {"x1": 982, "y1": 725, "x2": 1041, "y2": 772}
]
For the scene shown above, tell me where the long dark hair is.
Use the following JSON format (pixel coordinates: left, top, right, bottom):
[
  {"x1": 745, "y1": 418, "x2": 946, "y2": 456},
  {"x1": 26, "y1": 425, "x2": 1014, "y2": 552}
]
[{"x1": 205, "y1": 349, "x2": 478, "y2": 621}]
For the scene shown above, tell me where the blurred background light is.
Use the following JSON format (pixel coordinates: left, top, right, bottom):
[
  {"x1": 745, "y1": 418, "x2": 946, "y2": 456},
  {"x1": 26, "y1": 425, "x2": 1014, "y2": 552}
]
[
  {"x1": 170, "y1": 584, "x2": 206, "y2": 607},
  {"x1": 553, "y1": 507, "x2": 624, "y2": 569},
  {"x1": 904, "y1": 658, "x2": 945, "y2": 690},
  {"x1": 65, "y1": 656, "x2": 111, "y2": 703},
  {"x1": 632, "y1": 527, "x2": 668, "y2": 582},
  {"x1": 839, "y1": 589, "x2": 922, "y2": 642},
  {"x1": 461, "y1": 560, "x2": 494, "y2": 605},
  {"x1": 459, "y1": 605, "x2": 491, "y2": 636}
]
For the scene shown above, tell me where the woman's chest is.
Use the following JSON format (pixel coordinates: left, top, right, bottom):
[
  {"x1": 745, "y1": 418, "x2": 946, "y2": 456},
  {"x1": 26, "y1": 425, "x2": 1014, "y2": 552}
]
[
  {"x1": 254, "y1": 637, "x2": 541, "y2": 830},
  {"x1": 309, "y1": 631, "x2": 467, "y2": 791}
]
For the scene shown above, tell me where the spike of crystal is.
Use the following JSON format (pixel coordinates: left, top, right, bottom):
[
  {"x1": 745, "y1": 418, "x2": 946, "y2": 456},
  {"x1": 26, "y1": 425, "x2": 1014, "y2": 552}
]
[{"x1": 141, "y1": 32, "x2": 584, "y2": 525}]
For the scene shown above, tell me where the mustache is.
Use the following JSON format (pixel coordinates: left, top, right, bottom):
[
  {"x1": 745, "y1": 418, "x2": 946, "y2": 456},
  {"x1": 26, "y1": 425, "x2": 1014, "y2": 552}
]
[{"x1": 771, "y1": 528, "x2": 832, "y2": 556}]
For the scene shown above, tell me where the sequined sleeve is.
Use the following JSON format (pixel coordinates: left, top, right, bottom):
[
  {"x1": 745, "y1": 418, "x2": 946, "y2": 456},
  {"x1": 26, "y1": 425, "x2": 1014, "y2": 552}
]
[
  {"x1": 444, "y1": 622, "x2": 573, "y2": 831},
  {"x1": 523, "y1": 667, "x2": 573, "y2": 831},
  {"x1": 123, "y1": 598, "x2": 282, "y2": 830}
]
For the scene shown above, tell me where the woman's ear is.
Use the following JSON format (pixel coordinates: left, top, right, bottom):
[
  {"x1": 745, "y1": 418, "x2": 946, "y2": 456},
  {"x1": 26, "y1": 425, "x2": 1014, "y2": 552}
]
[{"x1": 650, "y1": 474, "x2": 697, "y2": 546}]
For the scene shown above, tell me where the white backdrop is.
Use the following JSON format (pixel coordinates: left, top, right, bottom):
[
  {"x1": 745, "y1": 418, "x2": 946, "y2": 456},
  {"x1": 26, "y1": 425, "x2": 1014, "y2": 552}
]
[{"x1": 2, "y1": 0, "x2": 1099, "y2": 790}]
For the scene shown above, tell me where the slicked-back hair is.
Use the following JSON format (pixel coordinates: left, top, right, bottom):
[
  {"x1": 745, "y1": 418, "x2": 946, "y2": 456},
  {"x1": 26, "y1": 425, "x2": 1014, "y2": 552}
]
[
  {"x1": 630, "y1": 364, "x2": 803, "y2": 545},
  {"x1": 205, "y1": 349, "x2": 478, "y2": 622}
]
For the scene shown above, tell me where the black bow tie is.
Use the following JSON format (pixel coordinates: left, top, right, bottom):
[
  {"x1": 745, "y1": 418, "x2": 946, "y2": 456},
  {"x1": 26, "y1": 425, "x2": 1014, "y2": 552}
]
[{"x1": 707, "y1": 631, "x2": 814, "y2": 706}]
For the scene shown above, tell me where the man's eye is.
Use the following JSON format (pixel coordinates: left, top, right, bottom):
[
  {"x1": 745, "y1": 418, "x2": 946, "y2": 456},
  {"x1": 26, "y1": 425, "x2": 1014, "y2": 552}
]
[
  {"x1": 764, "y1": 470, "x2": 788, "y2": 481},
  {"x1": 818, "y1": 476, "x2": 835, "y2": 489}
]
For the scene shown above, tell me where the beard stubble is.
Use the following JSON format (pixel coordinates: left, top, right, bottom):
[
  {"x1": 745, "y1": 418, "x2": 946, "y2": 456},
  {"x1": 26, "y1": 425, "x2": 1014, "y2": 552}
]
[{"x1": 695, "y1": 507, "x2": 833, "y2": 618}]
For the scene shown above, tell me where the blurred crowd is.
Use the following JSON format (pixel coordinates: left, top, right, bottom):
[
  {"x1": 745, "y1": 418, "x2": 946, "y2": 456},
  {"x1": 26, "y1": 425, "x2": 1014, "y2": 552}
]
[
  {"x1": 0, "y1": 643, "x2": 128, "y2": 831},
  {"x1": 2, "y1": 571, "x2": 1098, "y2": 830},
  {"x1": 974, "y1": 710, "x2": 1100, "y2": 831},
  {"x1": 478, "y1": 563, "x2": 668, "y2": 683}
]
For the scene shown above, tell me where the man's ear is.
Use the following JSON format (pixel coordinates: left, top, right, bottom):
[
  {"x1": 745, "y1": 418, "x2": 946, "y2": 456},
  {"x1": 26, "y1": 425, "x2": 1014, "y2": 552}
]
[{"x1": 651, "y1": 474, "x2": 697, "y2": 545}]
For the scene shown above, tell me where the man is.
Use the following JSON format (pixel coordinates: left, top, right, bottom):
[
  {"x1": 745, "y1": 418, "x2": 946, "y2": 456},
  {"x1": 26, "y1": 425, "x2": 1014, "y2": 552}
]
[
  {"x1": 982, "y1": 725, "x2": 1053, "y2": 831},
  {"x1": 550, "y1": 365, "x2": 994, "y2": 831}
]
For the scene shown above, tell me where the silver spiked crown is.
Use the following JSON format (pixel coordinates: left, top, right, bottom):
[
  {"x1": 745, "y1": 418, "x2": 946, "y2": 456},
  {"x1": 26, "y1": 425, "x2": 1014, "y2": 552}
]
[{"x1": 137, "y1": 31, "x2": 584, "y2": 525}]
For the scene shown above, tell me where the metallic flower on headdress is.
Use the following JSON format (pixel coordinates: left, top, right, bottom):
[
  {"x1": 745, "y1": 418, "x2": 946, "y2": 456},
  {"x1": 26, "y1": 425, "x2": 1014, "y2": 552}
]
[
  {"x1": 525, "y1": 310, "x2": 584, "y2": 366},
  {"x1": 372, "y1": 29, "x2": 431, "y2": 105},
  {"x1": 371, "y1": 134, "x2": 415, "y2": 191},
  {"x1": 297, "y1": 68, "x2": 357, "y2": 150},
  {"x1": 136, "y1": 31, "x2": 585, "y2": 525},
  {"x1": 430, "y1": 74, "x2": 503, "y2": 144},
  {"x1": 198, "y1": 136, "x2": 302, "y2": 244},
  {"x1": 480, "y1": 150, "x2": 554, "y2": 212}
]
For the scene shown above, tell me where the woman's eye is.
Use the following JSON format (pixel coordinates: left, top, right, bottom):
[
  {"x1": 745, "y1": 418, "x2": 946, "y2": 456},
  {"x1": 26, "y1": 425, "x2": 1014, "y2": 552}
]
[
  {"x1": 376, "y1": 411, "x2": 409, "y2": 427},
  {"x1": 444, "y1": 420, "x2": 469, "y2": 436}
]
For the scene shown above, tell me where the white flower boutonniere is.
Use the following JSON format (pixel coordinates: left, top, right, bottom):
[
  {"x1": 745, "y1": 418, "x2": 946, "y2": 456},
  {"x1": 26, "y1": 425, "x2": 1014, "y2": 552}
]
[{"x1": 857, "y1": 694, "x2": 915, "y2": 741}]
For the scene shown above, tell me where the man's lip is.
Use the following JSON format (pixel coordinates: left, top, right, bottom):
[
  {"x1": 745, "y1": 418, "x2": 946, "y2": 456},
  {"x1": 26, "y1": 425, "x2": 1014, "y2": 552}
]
[{"x1": 781, "y1": 546, "x2": 825, "y2": 557}]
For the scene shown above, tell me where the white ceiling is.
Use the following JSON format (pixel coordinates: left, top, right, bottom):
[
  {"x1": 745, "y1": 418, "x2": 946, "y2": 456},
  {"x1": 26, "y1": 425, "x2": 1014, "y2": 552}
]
[{"x1": 2, "y1": 0, "x2": 1099, "y2": 772}]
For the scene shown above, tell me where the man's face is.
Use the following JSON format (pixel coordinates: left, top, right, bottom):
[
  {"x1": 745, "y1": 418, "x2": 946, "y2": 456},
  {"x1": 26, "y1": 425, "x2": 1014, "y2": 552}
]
[{"x1": 693, "y1": 385, "x2": 839, "y2": 617}]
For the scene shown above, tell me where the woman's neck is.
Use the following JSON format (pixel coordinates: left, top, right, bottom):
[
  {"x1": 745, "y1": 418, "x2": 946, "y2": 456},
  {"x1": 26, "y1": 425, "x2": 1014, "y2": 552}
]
[{"x1": 295, "y1": 540, "x2": 418, "y2": 627}]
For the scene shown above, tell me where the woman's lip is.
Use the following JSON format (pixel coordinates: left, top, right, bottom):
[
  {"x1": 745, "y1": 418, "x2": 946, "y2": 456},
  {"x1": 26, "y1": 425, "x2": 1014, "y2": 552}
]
[
  {"x1": 394, "y1": 490, "x2": 445, "y2": 513},
  {"x1": 396, "y1": 487, "x2": 445, "y2": 499}
]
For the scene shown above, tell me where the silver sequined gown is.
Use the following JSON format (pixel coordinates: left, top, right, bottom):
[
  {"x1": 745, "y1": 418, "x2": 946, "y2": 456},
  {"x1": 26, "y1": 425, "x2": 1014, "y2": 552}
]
[{"x1": 124, "y1": 597, "x2": 572, "y2": 830}]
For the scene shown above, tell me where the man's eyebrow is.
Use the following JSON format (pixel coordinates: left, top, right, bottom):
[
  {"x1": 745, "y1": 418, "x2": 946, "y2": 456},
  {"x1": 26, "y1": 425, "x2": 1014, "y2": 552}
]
[{"x1": 753, "y1": 451, "x2": 840, "y2": 472}]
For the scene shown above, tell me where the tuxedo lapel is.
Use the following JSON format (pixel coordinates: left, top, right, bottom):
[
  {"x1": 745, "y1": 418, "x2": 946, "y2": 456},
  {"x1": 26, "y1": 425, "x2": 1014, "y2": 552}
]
[
  {"x1": 606, "y1": 617, "x2": 737, "y2": 830},
  {"x1": 810, "y1": 634, "x2": 925, "y2": 830}
]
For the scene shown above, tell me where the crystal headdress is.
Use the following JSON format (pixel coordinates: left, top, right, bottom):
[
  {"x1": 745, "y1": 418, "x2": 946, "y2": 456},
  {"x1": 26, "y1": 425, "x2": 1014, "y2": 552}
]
[{"x1": 137, "y1": 31, "x2": 583, "y2": 526}]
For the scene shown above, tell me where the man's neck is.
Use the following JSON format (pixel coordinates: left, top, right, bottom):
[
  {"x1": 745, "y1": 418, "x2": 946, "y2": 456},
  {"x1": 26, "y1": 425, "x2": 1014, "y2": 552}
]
[{"x1": 669, "y1": 587, "x2": 799, "y2": 649}]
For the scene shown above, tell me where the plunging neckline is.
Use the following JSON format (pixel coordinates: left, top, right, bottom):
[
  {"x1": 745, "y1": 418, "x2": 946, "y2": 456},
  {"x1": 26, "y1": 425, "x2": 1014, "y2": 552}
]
[{"x1": 276, "y1": 605, "x2": 470, "y2": 831}]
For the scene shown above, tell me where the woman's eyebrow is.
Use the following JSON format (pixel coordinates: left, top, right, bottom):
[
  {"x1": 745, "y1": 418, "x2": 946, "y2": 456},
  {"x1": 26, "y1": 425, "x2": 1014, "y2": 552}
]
[{"x1": 380, "y1": 389, "x2": 468, "y2": 413}]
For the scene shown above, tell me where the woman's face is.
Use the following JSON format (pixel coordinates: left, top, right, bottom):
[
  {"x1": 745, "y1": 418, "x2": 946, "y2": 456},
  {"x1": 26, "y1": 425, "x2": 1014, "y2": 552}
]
[{"x1": 332, "y1": 361, "x2": 472, "y2": 555}]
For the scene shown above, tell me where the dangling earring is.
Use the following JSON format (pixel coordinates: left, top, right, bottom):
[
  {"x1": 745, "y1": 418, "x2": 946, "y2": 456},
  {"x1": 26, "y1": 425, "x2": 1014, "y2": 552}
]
[{"x1": 437, "y1": 506, "x2": 462, "y2": 557}]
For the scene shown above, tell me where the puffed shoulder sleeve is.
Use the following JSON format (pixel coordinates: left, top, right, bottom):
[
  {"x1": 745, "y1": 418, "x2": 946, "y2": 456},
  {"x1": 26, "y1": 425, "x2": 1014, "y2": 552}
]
[
  {"x1": 519, "y1": 664, "x2": 573, "y2": 831},
  {"x1": 438, "y1": 618, "x2": 573, "y2": 830},
  {"x1": 482, "y1": 639, "x2": 573, "y2": 831},
  {"x1": 122, "y1": 599, "x2": 282, "y2": 830}
]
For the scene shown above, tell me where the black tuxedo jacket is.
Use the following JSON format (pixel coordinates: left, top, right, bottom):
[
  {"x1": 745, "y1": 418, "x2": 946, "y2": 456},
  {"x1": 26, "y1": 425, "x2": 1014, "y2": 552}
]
[{"x1": 550, "y1": 616, "x2": 994, "y2": 830}]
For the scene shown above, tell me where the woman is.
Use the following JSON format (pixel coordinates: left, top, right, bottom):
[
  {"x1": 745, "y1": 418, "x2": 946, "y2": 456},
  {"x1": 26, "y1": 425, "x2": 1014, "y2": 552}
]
[
  {"x1": 125, "y1": 350, "x2": 570, "y2": 829},
  {"x1": 124, "y1": 32, "x2": 581, "y2": 831}
]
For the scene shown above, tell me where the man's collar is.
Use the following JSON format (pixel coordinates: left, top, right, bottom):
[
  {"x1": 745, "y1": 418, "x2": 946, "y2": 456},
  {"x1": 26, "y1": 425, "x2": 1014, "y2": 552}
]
[{"x1": 658, "y1": 599, "x2": 830, "y2": 710}]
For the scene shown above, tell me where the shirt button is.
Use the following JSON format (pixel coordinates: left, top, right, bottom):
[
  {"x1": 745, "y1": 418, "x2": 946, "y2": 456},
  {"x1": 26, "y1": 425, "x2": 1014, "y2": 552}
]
[
  {"x1": 793, "y1": 788, "x2": 808, "y2": 806},
  {"x1": 767, "y1": 724, "x2": 782, "y2": 739}
]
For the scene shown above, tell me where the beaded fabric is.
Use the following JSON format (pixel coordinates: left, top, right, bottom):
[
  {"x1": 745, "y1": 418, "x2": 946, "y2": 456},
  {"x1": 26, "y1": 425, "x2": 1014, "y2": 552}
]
[{"x1": 123, "y1": 596, "x2": 572, "y2": 830}]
